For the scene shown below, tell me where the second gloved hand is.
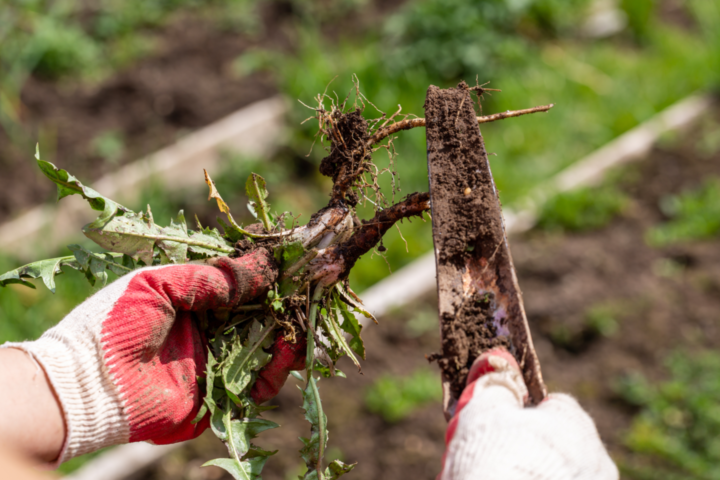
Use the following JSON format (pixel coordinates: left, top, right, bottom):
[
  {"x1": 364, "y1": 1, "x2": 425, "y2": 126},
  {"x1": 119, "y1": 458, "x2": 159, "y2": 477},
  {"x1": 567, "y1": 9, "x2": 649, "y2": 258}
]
[{"x1": 441, "y1": 348, "x2": 619, "y2": 480}]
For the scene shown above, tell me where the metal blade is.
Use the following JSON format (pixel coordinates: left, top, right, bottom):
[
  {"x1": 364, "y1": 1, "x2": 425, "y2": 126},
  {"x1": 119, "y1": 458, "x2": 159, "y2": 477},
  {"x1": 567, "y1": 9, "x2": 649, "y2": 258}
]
[{"x1": 425, "y1": 83, "x2": 546, "y2": 418}]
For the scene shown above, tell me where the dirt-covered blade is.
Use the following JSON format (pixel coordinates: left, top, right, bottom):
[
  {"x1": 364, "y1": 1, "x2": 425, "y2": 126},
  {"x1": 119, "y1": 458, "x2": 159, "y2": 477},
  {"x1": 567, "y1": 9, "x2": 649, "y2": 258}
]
[{"x1": 425, "y1": 83, "x2": 546, "y2": 418}]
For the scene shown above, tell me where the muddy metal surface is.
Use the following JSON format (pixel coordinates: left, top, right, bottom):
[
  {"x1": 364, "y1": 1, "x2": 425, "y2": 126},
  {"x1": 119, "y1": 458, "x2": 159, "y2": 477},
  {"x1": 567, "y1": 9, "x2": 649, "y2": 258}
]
[{"x1": 424, "y1": 83, "x2": 544, "y2": 412}]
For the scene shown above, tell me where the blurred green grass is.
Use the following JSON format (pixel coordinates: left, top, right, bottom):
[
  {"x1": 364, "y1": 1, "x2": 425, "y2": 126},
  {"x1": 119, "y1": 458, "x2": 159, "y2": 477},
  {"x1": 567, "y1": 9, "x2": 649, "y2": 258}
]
[
  {"x1": 616, "y1": 351, "x2": 720, "y2": 479},
  {"x1": 537, "y1": 183, "x2": 629, "y2": 233},
  {"x1": 365, "y1": 367, "x2": 442, "y2": 422},
  {"x1": 647, "y1": 178, "x2": 720, "y2": 247}
]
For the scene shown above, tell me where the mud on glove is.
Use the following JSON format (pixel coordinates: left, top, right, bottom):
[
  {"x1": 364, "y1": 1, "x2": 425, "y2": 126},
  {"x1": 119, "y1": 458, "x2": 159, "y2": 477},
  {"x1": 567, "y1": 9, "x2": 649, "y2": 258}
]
[{"x1": 440, "y1": 348, "x2": 619, "y2": 480}]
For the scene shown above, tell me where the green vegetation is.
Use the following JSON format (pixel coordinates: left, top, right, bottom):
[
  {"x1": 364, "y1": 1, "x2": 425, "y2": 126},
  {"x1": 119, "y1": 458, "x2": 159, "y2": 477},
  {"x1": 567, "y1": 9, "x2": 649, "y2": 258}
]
[
  {"x1": 365, "y1": 368, "x2": 442, "y2": 422},
  {"x1": 3, "y1": 0, "x2": 720, "y2": 473},
  {"x1": 647, "y1": 178, "x2": 720, "y2": 247},
  {"x1": 584, "y1": 303, "x2": 620, "y2": 338},
  {"x1": 617, "y1": 351, "x2": 720, "y2": 479},
  {"x1": 537, "y1": 184, "x2": 629, "y2": 232},
  {"x1": 0, "y1": 255, "x2": 92, "y2": 343}
]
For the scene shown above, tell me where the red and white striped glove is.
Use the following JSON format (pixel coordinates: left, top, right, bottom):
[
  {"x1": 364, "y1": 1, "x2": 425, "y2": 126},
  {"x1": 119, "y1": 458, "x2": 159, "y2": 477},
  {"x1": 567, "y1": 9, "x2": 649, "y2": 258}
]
[
  {"x1": 3, "y1": 249, "x2": 304, "y2": 464},
  {"x1": 440, "y1": 348, "x2": 619, "y2": 480}
]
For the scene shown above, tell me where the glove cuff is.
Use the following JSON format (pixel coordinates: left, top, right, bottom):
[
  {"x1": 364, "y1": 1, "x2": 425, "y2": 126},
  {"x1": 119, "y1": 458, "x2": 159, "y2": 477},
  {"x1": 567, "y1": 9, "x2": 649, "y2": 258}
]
[{"x1": 3, "y1": 333, "x2": 128, "y2": 464}]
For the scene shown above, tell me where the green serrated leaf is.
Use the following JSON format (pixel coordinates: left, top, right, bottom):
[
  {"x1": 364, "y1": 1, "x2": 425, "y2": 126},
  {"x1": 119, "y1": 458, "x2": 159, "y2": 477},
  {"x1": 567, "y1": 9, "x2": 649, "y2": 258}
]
[
  {"x1": 324, "y1": 460, "x2": 356, "y2": 480},
  {"x1": 36, "y1": 149, "x2": 131, "y2": 227},
  {"x1": 193, "y1": 350, "x2": 218, "y2": 425},
  {"x1": 217, "y1": 217, "x2": 246, "y2": 243},
  {"x1": 299, "y1": 377, "x2": 327, "y2": 480},
  {"x1": 211, "y1": 396, "x2": 231, "y2": 441},
  {"x1": 246, "y1": 173, "x2": 273, "y2": 232},
  {"x1": 313, "y1": 361, "x2": 346, "y2": 379},
  {"x1": 121, "y1": 254, "x2": 135, "y2": 270},
  {"x1": 207, "y1": 404, "x2": 278, "y2": 480},
  {"x1": 323, "y1": 301, "x2": 361, "y2": 371},
  {"x1": 83, "y1": 211, "x2": 232, "y2": 265},
  {"x1": 188, "y1": 227, "x2": 235, "y2": 258},
  {"x1": 336, "y1": 283, "x2": 376, "y2": 325},
  {"x1": 203, "y1": 457, "x2": 270, "y2": 480},
  {"x1": 222, "y1": 320, "x2": 275, "y2": 397},
  {"x1": 89, "y1": 255, "x2": 109, "y2": 288},
  {"x1": 82, "y1": 212, "x2": 157, "y2": 265},
  {"x1": 334, "y1": 292, "x2": 365, "y2": 360},
  {"x1": 0, "y1": 255, "x2": 78, "y2": 292},
  {"x1": 226, "y1": 388, "x2": 244, "y2": 407},
  {"x1": 228, "y1": 417, "x2": 279, "y2": 459},
  {"x1": 67, "y1": 245, "x2": 131, "y2": 288},
  {"x1": 159, "y1": 217, "x2": 190, "y2": 264}
]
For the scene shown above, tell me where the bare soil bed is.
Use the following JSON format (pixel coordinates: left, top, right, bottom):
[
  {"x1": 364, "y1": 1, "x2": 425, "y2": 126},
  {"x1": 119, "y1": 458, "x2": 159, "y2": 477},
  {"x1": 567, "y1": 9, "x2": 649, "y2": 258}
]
[
  {"x1": 0, "y1": 1, "x2": 405, "y2": 226},
  {"x1": 130, "y1": 113, "x2": 720, "y2": 480}
]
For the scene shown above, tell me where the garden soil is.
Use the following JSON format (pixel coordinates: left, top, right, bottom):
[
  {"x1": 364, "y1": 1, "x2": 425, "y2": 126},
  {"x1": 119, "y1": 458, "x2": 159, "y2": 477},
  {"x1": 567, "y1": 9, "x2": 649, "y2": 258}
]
[
  {"x1": 0, "y1": 1, "x2": 405, "y2": 226},
  {"x1": 128, "y1": 107, "x2": 720, "y2": 480}
]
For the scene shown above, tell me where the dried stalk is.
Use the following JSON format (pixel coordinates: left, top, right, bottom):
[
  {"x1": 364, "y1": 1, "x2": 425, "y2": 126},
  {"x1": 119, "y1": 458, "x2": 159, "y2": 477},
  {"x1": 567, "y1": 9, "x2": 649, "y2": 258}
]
[{"x1": 364, "y1": 104, "x2": 554, "y2": 148}]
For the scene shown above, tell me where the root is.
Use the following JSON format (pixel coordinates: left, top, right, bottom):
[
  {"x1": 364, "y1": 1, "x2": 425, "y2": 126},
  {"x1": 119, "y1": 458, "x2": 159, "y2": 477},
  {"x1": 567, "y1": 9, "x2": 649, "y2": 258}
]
[
  {"x1": 306, "y1": 192, "x2": 431, "y2": 283},
  {"x1": 364, "y1": 104, "x2": 554, "y2": 147}
]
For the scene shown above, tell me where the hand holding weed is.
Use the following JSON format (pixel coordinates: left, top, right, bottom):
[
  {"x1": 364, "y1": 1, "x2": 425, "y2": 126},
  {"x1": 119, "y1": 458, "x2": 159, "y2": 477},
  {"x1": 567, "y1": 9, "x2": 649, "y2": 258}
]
[
  {"x1": 1, "y1": 249, "x2": 279, "y2": 464},
  {"x1": 440, "y1": 347, "x2": 618, "y2": 480}
]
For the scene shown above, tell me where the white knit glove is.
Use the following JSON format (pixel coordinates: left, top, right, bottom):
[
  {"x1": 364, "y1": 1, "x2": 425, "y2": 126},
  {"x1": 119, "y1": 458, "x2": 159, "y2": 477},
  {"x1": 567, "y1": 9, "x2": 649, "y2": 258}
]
[
  {"x1": 440, "y1": 348, "x2": 618, "y2": 480},
  {"x1": 2, "y1": 250, "x2": 278, "y2": 464}
]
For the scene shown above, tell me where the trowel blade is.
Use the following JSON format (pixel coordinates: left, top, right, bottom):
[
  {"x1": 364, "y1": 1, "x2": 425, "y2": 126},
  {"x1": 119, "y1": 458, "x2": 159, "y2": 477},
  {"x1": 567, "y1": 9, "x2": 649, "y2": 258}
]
[{"x1": 425, "y1": 83, "x2": 546, "y2": 418}]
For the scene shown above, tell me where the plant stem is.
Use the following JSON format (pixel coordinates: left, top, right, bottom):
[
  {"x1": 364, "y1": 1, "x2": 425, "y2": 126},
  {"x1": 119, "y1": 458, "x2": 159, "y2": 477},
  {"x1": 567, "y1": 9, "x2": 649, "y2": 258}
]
[
  {"x1": 234, "y1": 304, "x2": 263, "y2": 311},
  {"x1": 309, "y1": 375, "x2": 325, "y2": 479},
  {"x1": 476, "y1": 104, "x2": 555, "y2": 124},
  {"x1": 364, "y1": 103, "x2": 554, "y2": 147},
  {"x1": 306, "y1": 284, "x2": 325, "y2": 372},
  {"x1": 248, "y1": 174, "x2": 273, "y2": 232}
]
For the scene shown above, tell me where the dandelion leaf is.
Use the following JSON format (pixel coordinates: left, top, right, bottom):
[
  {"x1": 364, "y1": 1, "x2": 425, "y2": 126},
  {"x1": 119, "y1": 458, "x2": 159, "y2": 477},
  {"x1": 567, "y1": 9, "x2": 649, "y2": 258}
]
[
  {"x1": 0, "y1": 256, "x2": 78, "y2": 292},
  {"x1": 334, "y1": 291, "x2": 365, "y2": 359},
  {"x1": 222, "y1": 320, "x2": 274, "y2": 397},
  {"x1": 36, "y1": 147, "x2": 130, "y2": 228},
  {"x1": 246, "y1": 173, "x2": 272, "y2": 230},
  {"x1": 324, "y1": 460, "x2": 355, "y2": 480},
  {"x1": 299, "y1": 378, "x2": 327, "y2": 480}
]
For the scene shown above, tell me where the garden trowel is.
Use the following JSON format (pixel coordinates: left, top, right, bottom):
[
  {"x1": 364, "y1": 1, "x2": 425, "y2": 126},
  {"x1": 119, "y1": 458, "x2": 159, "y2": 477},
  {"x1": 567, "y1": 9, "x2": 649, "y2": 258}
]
[{"x1": 424, "y1": 83, "x2": 546, "y2": 419}]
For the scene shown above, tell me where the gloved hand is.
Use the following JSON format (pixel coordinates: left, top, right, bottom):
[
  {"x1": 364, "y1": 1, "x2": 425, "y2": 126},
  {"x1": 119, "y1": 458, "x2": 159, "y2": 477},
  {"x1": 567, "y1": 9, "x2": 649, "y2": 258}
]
[
  {"x1": 2, "y1": 249, "x2": 303, "y2": 464},
  {"x1": 440, "y1": 348, "x2": 619, "y2": 480}
]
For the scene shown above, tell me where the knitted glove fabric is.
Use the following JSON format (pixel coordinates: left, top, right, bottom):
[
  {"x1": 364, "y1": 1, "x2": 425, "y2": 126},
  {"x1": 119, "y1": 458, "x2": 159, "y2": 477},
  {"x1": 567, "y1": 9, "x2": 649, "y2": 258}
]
[
  {"x1": 3, "y1": 249, "x2": 278, "y2": 463},
  {"x1": 440, "y1": 348, "x2": 619, "y2": 480},
  {"x1": 251, "y1": 335, "x2": 307, "y2": 404}
]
